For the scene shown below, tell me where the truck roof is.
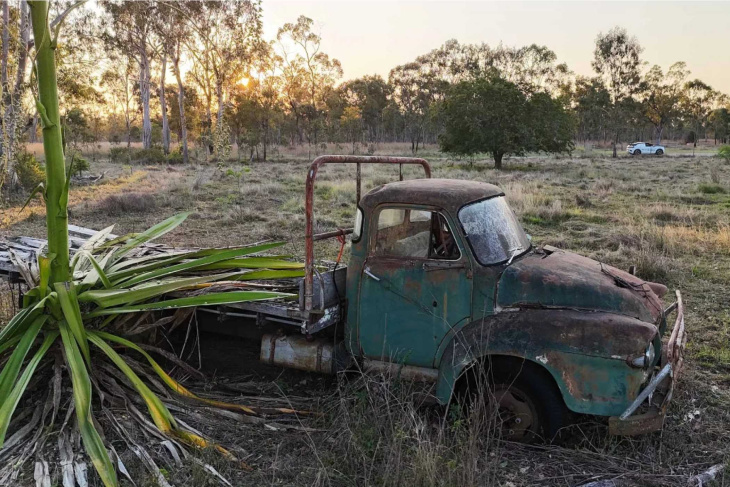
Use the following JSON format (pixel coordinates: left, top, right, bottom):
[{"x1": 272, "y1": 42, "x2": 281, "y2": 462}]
[{"x1": 361, "y1": 178, "x2": 504, "y2": 213}]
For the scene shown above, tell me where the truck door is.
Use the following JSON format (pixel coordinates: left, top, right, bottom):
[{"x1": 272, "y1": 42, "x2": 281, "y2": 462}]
[{"x1": 358, "y1": 206, "x2": 472, "y2": 367}]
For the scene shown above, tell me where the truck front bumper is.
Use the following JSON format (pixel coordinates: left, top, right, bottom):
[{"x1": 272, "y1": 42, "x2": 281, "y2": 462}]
[{"x1": 608, "y1": 290, "x2": 687, "y2": 436}]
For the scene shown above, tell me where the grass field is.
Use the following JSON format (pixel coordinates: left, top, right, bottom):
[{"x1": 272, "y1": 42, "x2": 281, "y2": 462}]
[{"x1": 1, "y1": 143, "x2": 729, "y2": 486}]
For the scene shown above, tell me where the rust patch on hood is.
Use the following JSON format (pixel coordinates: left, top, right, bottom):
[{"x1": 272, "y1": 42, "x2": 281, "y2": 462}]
[{"x1": 498, "y1": 248, "x2": 663, "y2": 323}]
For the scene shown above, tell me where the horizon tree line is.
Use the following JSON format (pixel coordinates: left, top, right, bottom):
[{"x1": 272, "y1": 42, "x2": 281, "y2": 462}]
[{"x1": 1, "y1": 0, "x2": 729, "y2": 189}]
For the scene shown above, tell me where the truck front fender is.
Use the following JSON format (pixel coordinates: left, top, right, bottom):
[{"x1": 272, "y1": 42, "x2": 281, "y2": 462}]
[{"x1": 435, "y1": 308, "x2": 656, "y2": 416}]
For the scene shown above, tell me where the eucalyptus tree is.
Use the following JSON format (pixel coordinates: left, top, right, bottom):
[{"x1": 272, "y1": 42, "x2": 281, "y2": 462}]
[
  {"x1": 152, "y1": 1, "x2": 192, "y2": 159},
  {"x1": 592, "y1": 27, "x2": 644, "y2": 157},
  {"x1": 572, "y1": 76, "x2": 611, "y2": 143},
  {"x1": 682, "y1": 79, "x2": 717, "y2": 153},
  {"x1": 101, "y1": 59, "x2": 137, "y2": 151},
  {"x1": 277, "y1": 15, "x2": 343, "y2": 148},
  {"x1": 0, "y1": 0, "x2": 30, "y2": 190},
  {"x1": 102, "y1": 1, "x2": 156, "y2": 149},
  {"x1": 152, "y1": 0, "x2": 196, "y2": 163},
  {"x1": 184, "y1": 0, "x2": 263, "y2": 159},
  {"x1": 709, "y1": 107, "x2": 730, "y2": 144},
  {"x1": 641, "y1": 62, "x2": 688, "y2": 144},
  {"x1": 339, "y1": 75, "x2": 391, "y2": 143},
  {"x1": 490, "y1": 44, "x2": 572, "y2": 95},
  {"x1": 389, "y1": 59, "x2": 445, "y2": 152},
  {"x1": 228, "y1": 42, "x2": 284, "y2": 161}
]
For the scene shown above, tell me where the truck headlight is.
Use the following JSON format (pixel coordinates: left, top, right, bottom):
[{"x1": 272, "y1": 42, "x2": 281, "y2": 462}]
[{"x1": 631, "y1": 343, "x2": 655, "y2": 368}]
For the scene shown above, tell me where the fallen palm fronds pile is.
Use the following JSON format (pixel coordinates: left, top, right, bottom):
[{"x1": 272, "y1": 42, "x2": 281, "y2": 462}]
[{"x1": 0, "y1": 212, "x2": 309, "y2": 485}]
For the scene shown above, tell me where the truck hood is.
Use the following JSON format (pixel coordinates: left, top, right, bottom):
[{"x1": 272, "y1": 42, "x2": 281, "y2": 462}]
[{"x1": 496, "y1": 246, "x2": 663, "y2": 324}]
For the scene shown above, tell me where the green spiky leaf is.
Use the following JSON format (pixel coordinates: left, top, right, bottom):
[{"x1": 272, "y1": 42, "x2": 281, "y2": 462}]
[{"x1": 86, "y1": 290, "x2": 293, "y2": 317}]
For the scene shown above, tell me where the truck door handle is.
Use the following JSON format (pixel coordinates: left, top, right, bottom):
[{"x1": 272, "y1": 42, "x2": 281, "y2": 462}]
[{"x1": 364, "y1": 267, "x2": 380, "y2": 281}]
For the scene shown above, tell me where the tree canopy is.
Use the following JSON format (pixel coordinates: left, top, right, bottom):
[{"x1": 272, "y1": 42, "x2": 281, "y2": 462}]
[{"x1": 439, "y1": 76, "x2": 574, "y2": 168}]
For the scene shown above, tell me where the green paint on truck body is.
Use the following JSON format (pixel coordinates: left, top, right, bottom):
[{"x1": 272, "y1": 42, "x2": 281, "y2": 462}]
[{"x1": 345, "y1": 179, "x2": 666, "y2": 417}]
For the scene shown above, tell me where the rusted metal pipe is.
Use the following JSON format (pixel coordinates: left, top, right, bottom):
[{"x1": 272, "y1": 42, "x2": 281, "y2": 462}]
[
  {"x1": 666, "y1": 290, "x2": 685, "y2": 375},
  {"x1": 313, "y1": 228, "x2": 353, "y2": 242},
  {"x1": 304, "y1": 155, "x2": 432, "y2": 313}
]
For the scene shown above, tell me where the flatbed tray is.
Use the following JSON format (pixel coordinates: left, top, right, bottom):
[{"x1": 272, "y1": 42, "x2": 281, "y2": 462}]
[{"x1": 1, "y1": 226, "x2": 346, "y2": 334}]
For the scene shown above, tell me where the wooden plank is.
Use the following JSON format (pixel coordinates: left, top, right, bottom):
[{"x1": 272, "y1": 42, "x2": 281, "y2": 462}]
[
  {"x1": 0, "y1": 224, "x2": 111, "y2": 280},
  {"x1": 68, "y1": 224, "x2": 117, "y2": 240},
  {"x1": 225, "y1": 300, "x2": 303, "y2": 320}
]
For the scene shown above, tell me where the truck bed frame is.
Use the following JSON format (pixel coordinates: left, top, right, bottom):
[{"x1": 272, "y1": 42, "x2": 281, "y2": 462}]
[{"x1": 1, "y1": 155, "x2": 433, "y2": 336}]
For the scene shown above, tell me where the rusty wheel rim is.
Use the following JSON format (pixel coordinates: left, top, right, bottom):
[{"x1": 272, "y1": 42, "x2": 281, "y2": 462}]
[{"x1": 492, "y1": 385, "x2": 538, "y2": 441}]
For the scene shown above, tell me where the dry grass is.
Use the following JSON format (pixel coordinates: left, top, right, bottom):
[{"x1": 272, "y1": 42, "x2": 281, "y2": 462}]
[
  {"x1": 3, "y1": 143, "x2": 730, "y2": 486},
  {"x1": 95, "y1": 192, "x2": 157, "y2": 216}
]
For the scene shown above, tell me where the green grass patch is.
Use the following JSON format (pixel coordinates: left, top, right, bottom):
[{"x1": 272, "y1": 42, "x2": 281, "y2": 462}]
[
  {"x1": 698, "y1": 183, "x2": 726, "y2": 194},
  {"x1": 693, "y1": 344, "x2": 730, "y2": 370}
]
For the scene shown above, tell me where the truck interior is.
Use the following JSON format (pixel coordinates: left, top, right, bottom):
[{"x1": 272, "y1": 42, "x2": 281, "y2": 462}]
[{"x1": 374, "y1": 208, "x2": 459, "y2": 260}]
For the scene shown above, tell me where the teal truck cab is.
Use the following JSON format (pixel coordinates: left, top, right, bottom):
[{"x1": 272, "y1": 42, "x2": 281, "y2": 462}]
[{"x1": 253, "y1": 156, "x2": 687, "y2": 441}]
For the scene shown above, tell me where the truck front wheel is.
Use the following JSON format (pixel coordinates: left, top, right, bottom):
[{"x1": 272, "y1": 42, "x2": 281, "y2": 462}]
[{"x1": 458, "y1": 358, "x2": 569, "y2": 443}]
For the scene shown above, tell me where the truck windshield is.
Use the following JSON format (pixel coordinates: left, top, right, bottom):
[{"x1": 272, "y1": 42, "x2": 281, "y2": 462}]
[{"x1": 458, "y1": 196, "x2": 530, "y2": 265}]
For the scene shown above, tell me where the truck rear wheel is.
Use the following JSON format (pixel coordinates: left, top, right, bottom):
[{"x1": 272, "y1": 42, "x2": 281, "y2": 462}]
[
  {"x1": 656, "y1": 149, "x2": 664, "y2": 155},
  {"x1": 458, "y1": 358, "x2": 569, "y2": 443}
]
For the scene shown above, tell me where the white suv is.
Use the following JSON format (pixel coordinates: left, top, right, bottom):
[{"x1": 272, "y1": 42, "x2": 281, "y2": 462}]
[{"x1": 627, "y1": 142, "x2": 665, "y2": 155}]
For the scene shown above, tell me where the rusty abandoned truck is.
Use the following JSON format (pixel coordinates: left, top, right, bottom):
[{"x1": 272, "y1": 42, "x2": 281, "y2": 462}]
[
  {"x1": 206, "y1": 155, "x2": 687, "y2": 441},
  {"x1": 0, "y1": 155, "x2": 687, "y2": 441}
]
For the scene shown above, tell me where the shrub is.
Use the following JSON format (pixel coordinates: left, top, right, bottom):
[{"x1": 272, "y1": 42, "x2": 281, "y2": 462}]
[
  {"x1": 133, "y1": 147, "x2": 166, "y2": 164},
  {"x1": 109, "y1": 146, "x2": 130, "y2": 163},
  {"x1": 718, "y1": 145, "x2": 730, "y2": 162},
  {"x1": 96, "y1": 192, "x2": 156, "y2": 216},
  {"x1": 14, "y1": 151, "x2": 45, "y2": 190},
  {"x1": 166, "y1": 149, "x2": 184, "y2": 165},
  {"x1": 67, "y1": 151, "x2": 90, "y2": 176},
  {"x1": 698, "y1": 183, "x2": 726, "y2": 194},
  {"x1": 73, "y1": 156, "x2": 90, "y2": 175},
  {"x1": 109, "y1": 146, "x2": 168, "y2": 164}
]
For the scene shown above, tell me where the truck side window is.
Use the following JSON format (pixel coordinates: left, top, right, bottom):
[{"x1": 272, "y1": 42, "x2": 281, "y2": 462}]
[{"x1": 374, "y1": 208, "x2": 459, "y2": 260}]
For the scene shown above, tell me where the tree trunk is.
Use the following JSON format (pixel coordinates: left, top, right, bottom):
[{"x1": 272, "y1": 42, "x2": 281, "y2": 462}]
[
  {"x1": 4, "y1": 0, "x2": 30, "y2": 166},
  {"x1": 1, "y1": 1, "x2": 8, "y2": 93},
  {"x1": 159, "y1": 52, "x2": 170, "y2": 155},
  {"x1": 656, "y1": 125, "x2": 663, "y2": 146},
  {"x1": 171, "y1": 48, "x2": 189, "y2": 165},
  {"x1": 139, "y1": 48, "x2": 152, "y2": 149},
  {"x1": 28, "y1": 1, "x2": 69, "y2": 283},
  {"x1": 0, "y1": 0, "x2": 8, "y2": 179},
  {"x1": 29, "y1": 115, "x2": 37, "y2": 142},
  {"x1": 494, "y1": 152, "x2": 503, "y2": 169},
  {"x1": 125, "y1": 114, "x2": 131, "y2": 150},
  {"x1": 612, "y1": 132, "x2": 618, "y2": 158},
  {"x1": 216, "y1": 79, "x2": 224, "y2": 126},
  {"x1": 13, "y1": 1, "x2": 29, "y2": 97}
]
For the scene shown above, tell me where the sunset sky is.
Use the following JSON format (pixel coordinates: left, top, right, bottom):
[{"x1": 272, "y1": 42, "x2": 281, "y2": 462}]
[{"x1": 262, "y1": 1, "x2": 730, "y2": 93}]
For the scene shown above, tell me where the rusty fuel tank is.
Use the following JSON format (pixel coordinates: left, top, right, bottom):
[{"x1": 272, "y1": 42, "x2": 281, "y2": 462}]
[{"x1": 260, "y1": 334, "x2": 334, "y2": 374}]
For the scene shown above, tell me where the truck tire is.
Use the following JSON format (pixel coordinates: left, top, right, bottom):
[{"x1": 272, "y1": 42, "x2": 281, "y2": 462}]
[
  {"x1": 656, "y1": 149, "x2": 664, "y2": 155},
  {"x1": 458, "y1": 358, "x2": 569, "y2": 443},
  {"x1": 633, "y1": 149, "x2": 641, "y2": 155}
]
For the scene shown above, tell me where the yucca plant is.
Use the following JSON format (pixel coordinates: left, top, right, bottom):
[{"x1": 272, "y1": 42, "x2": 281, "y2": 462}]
[{"x1": 0, "y1": 3, "x2": 304, "y2": 485}]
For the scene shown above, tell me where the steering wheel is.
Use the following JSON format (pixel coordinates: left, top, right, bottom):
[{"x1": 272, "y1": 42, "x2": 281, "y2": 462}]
[{"x1": 432, "y1": 215, "x2": 454, "y2": 258}]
